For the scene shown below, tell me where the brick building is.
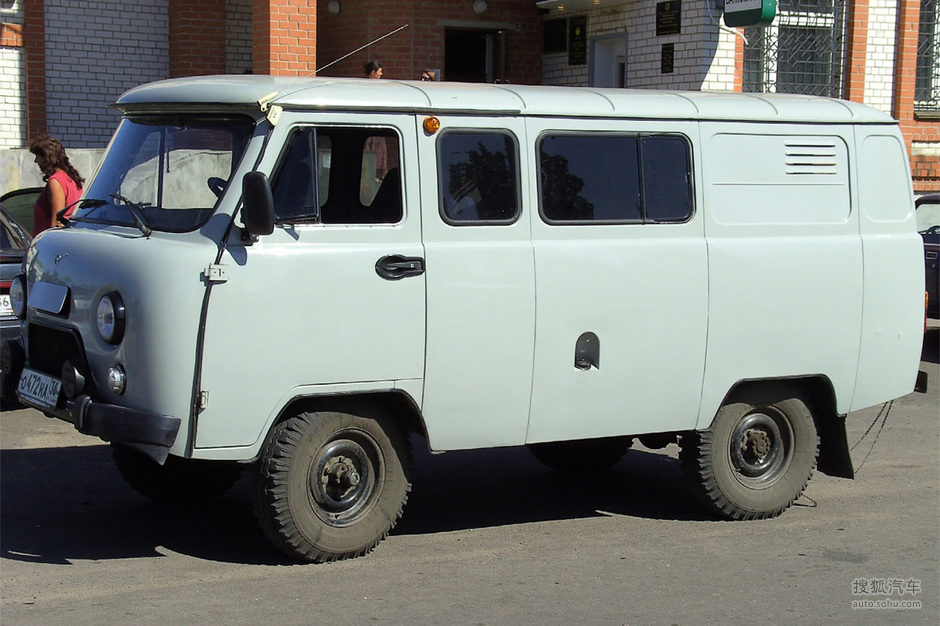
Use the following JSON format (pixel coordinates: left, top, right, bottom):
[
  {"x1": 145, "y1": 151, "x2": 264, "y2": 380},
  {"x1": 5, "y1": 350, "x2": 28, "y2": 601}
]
[
  {"x1": 0, "y1": 0, "x2": 540, "y2": 155},
  {"x1": 315, "y1": 0, "x2": 541, "y2": 84},
  {"x1": 538, "y1": 0, "x2": 938, "y2": 193},
  {"x1": 0, "y1": 0, "x2": 937, "y2": 192}
]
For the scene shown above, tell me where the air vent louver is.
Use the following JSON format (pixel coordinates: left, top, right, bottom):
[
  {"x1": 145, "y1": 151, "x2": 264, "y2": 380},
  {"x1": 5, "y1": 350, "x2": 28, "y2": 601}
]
[{"x1": 785, "y1": 142, "x2": 838, "y2": 175}]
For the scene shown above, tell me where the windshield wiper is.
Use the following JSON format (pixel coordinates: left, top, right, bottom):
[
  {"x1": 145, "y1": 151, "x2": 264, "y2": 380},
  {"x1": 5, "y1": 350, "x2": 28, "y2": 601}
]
[
  {"x1": 66, "y1": 199, "x2": 108, "y2": 226},
  {"x1": 55, "y1": 197, "x2": 94, "y2": 228},
  {"x1": 110, "y1": 193, "x2": 153, "y2": 237}
]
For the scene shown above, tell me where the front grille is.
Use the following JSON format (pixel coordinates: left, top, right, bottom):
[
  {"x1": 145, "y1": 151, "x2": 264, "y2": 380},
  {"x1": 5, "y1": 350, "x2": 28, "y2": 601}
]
[{"x1": 28, "y1": 323, "x2": 88, "y2": 380}]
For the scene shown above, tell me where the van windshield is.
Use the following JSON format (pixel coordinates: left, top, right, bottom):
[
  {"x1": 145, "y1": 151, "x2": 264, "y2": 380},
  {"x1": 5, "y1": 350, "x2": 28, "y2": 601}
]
[
  {"x1": 916, "y1": 196, "x2": 940, "y2": 234},
  {"x1": 76, "y1": 116, "x2": 254, "y2": 232}
]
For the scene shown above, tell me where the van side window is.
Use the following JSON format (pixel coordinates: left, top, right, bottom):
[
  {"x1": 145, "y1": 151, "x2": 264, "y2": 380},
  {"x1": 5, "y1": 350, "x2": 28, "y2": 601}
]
[
  {"x1": 641, "y1": 135, "x2": 694, "y2": 222},
  {"x1": 438, "y1": 131, "x2": 519, "y2": 224},
  {"x1": 538, "y1": 133, "x2": 692, "y2": 224},
  {"x1": 271, "y1": 127, "x2": 402, "y2": 225}
]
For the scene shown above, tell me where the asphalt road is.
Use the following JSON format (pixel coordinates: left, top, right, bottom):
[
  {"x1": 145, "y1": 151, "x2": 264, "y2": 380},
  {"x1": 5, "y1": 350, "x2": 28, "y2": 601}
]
[{"x1": 2, "y1": 330, "x2": 938, "y2": 625}]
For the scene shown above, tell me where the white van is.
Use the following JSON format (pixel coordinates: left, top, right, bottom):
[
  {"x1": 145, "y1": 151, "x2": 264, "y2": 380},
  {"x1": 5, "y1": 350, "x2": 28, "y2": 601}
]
[{"x1": 2, "y1": 77, "x2": 927, "y2": 562}]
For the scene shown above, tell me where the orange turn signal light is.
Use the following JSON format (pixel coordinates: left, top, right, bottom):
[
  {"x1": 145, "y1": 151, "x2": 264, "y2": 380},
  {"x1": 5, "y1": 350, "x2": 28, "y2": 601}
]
[{"x1": 423, "y1": 116, "x2": 441, "y2": 135}]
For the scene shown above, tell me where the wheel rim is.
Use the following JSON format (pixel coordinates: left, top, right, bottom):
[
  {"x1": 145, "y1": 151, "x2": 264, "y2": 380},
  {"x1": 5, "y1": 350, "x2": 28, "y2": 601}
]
[
  {"x1": 729, "y1": 410, "x2": 793, "y2": 488},
  {"x1": 308, "y1": 430, "x2": 383, "y2": 526}
]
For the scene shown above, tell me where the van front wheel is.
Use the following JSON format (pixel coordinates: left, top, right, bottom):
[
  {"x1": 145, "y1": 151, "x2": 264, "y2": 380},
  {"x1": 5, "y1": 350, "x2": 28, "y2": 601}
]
[
  {"x1": 680, "y1": 394, "x2": 818, "y2": 520},
  {"x1": 252, "y1": 410, "x2": 411, "y2": 562}
]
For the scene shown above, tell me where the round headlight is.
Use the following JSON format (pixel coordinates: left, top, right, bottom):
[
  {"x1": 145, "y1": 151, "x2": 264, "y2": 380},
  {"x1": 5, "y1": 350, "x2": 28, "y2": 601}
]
[
  {"x1": 10, "y1": 274, "x2": 26, "y2": 319},
  {"x1": 96, "y1": 292, "x2": 126, "y2": 344}
]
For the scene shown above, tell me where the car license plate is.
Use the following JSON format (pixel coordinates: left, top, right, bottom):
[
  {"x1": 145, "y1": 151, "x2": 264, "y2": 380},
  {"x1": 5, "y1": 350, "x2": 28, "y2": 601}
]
[
  {"x1": 17, "y1": 368, "x2": 62, "y2": 409},
  {"x1": 0, "y1": 294, "x2": 12, "y2": 317}
]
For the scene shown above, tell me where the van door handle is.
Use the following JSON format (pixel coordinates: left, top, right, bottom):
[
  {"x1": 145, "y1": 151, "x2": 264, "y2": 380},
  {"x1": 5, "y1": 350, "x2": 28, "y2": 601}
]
[{"x1": 376, "y1": 254, "x2": 425, "y2": 280}]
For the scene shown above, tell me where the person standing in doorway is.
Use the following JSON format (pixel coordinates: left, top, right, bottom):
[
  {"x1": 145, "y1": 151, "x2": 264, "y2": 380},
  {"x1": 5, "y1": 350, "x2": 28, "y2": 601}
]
[
  {"x1": 364, "y1": 60, "x2": 384, "y2": 79},
  {"x1": 29, "y1": 134, "x2": 84, "y2": 236}
]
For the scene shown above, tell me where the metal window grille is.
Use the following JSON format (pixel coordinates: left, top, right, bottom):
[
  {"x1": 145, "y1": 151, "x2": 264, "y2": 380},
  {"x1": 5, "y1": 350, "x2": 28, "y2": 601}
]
[
  {"x1": 744, "y1": 0, "x2": 846, "y2": 98},
  {"x1": 916, "y1": 0, "x2": 940, "y2": 111}
]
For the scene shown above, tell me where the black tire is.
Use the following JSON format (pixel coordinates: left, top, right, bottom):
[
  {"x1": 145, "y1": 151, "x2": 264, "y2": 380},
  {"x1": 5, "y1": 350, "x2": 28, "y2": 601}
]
[
  {"x1": 680, "y1": 392, "x2": 818, "y2": 520},
  {"x1": 252, "y1": 410, "x2": 411, "y2": 563},
  {"x1": 111, "y1": 444, "x2": 243, "y2": 505},
  {"x1": 527, "y1": 436, "x2": 632, "y2": 474}
]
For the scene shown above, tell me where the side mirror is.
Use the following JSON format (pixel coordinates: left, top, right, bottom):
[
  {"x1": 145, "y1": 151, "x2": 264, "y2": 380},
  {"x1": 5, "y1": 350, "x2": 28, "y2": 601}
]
[{"x1": 241, "y1": 171, "x2": 275, "y2": 236}]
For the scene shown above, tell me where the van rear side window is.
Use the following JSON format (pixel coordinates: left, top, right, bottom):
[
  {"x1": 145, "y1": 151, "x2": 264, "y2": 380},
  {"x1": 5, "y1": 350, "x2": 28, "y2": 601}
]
[{"x1": 538, "y1": 133, "x2": 693, "y2": 224}]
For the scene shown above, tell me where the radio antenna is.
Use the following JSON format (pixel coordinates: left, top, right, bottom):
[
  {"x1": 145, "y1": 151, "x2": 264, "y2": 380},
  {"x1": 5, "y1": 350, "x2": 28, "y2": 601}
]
[{"x1": 316, "y1": 24, "x2": 409, "y2": 75}]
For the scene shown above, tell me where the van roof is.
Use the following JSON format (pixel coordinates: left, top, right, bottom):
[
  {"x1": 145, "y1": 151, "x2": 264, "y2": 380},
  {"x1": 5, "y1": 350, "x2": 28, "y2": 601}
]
[{"x1": 116, "y1": 75, "x2": 895, "y2": 125}]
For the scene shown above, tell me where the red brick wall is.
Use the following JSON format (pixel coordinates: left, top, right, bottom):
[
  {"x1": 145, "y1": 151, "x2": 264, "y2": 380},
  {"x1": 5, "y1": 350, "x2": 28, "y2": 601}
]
[
  {"x1": 254, "y1": 0, "x2": 317, "y2": 75},
  {"x1": 0, "y1": 22, "x2": 22, "y2": 48},
  {"x1": 843, "y1": 0, "x2": 869, "y2": 103},
  {"x1": 315, "y1": 0, "x2": 541, "y2": 84},
  {"x1": 24, "y1": 0, "x2": 45, "y2": 138},
  {"x1": 911, "y1": 154, "x2": 940, "y2": 192},
  {"x1": 896, "y1": 0, "x2": 940, "y2": 194},
  {"x1": 169, "y1": 0, "x2": 227, "y2": 77}
]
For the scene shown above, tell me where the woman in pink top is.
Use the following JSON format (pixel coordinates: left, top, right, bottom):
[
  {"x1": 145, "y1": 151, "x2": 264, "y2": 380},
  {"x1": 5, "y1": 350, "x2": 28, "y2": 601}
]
[{"x1": 29, "y1": 134, "x2": 84, "y2": 236}]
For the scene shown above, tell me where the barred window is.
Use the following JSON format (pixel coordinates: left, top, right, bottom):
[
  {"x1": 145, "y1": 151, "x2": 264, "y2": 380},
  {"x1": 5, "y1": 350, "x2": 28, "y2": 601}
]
[
  {"x1": 916, "y1": 0, "x2": 940, "y2": 113},
  {"x1": 744, "y1": 0, "x2": 845, "y2": 98}
]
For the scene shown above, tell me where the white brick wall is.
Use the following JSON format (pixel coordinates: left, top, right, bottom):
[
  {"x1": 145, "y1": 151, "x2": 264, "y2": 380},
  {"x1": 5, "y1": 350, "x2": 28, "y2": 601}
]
[
  {"x1": 542, "y1": 3, "x2": 738, "y2": 91},
  {"x1": 45, "y1": 0, "x2": 169, "y2": 149},
  {"x1": 0, "y1": 0, "x2": 26, "y2": 150},
  {"x1": 226, "y1": 0, "x2": 252, "y2": 74},
  {"x1": 0, "y1": 48, "x2": 26, "y2": 151},
  {"x1": 864, "y1": 0, "x2": 898, "y2": 115}
]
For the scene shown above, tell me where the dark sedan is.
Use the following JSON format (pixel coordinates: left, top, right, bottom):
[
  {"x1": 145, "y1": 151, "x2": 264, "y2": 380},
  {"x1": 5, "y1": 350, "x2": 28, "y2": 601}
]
[
  {"x1": 1, "y1": 188, "x2": 38, "y2": 344},
  {"x1": 916, "y1": 193, "x2": 940, "y2": 320}
]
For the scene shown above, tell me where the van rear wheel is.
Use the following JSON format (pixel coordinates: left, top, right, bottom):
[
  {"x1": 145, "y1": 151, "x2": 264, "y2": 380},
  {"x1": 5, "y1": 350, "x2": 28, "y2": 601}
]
[
  {"x1": 680, "y1": 393, "x2": 818, "y2": 520},
  {"x1": 252, "y1": 410, "x2": 411, "y2": 562}
]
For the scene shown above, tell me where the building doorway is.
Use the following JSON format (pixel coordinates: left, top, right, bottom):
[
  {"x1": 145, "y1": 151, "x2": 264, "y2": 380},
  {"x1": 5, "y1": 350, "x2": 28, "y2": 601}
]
[
  {"x1": 590, "y1": 34, "x2": 627, "y2": 88},
  {"x1": 444, "y1": 29, "x2": 508, "y2": 83}
]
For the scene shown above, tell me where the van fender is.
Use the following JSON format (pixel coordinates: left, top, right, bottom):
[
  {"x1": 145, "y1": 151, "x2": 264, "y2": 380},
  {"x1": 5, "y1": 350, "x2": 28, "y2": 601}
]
[
  {"x1": 190, "y1": 386, "x2": 426, "y2": 462},
  {"x1": 706, "y1": 377, "x2": 854, "y2": 480}
]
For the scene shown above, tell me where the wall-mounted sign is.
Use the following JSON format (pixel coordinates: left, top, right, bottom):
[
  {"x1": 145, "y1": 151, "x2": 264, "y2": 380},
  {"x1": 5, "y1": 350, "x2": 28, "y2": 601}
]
[
  {"x1": 569, "y1": 16, "x2": 587, "y2": 65},
  {"x1": 656, "y1": 1, "x2": 681, "y2": 36},
  {"x1": 544, "y1": 18, "x2": 567, "y2": 54},
  {"x1": 661, "y1": 43, "x2": 675, "y2": 74},
  {"x1": 724, "y1": 0, "x2": 776, "y2": 27}
]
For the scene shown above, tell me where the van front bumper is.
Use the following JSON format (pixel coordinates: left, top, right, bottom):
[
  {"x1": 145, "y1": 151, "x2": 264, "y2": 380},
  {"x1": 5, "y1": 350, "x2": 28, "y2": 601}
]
[
  {"x1": 67, "y1": 395, "x2": 181, "y2": 463},
  {"x1": 1, "y1": 337, "x2": 181, "y2": 464}
]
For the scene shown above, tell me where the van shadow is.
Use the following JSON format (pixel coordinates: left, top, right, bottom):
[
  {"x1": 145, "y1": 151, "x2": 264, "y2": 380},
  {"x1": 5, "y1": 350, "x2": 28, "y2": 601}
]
[
  {"x1": 397, "y1": 439, "x2": 703, "y2": 536},
  {"x1": 0, "y1": 445, "x2": 286, "y2": 567},
  {"x1": 0, "y1": 440, "x2": 705, "y2": 566}
]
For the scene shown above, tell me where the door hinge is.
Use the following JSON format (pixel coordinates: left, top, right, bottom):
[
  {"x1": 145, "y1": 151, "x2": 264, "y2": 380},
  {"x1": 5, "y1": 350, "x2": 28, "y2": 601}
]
[
  {"x1": 204, "y1": 264, "x2": 228, "y2": 283},
  {"x1": 199, "y1": 390, "x2": 209, "y2": 411}
]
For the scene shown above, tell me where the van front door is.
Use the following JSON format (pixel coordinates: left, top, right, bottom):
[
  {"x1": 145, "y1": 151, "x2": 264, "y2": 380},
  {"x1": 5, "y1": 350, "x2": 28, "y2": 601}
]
[{"x1": 194, "y1": 114, "x2": 425, "y2": 452}]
